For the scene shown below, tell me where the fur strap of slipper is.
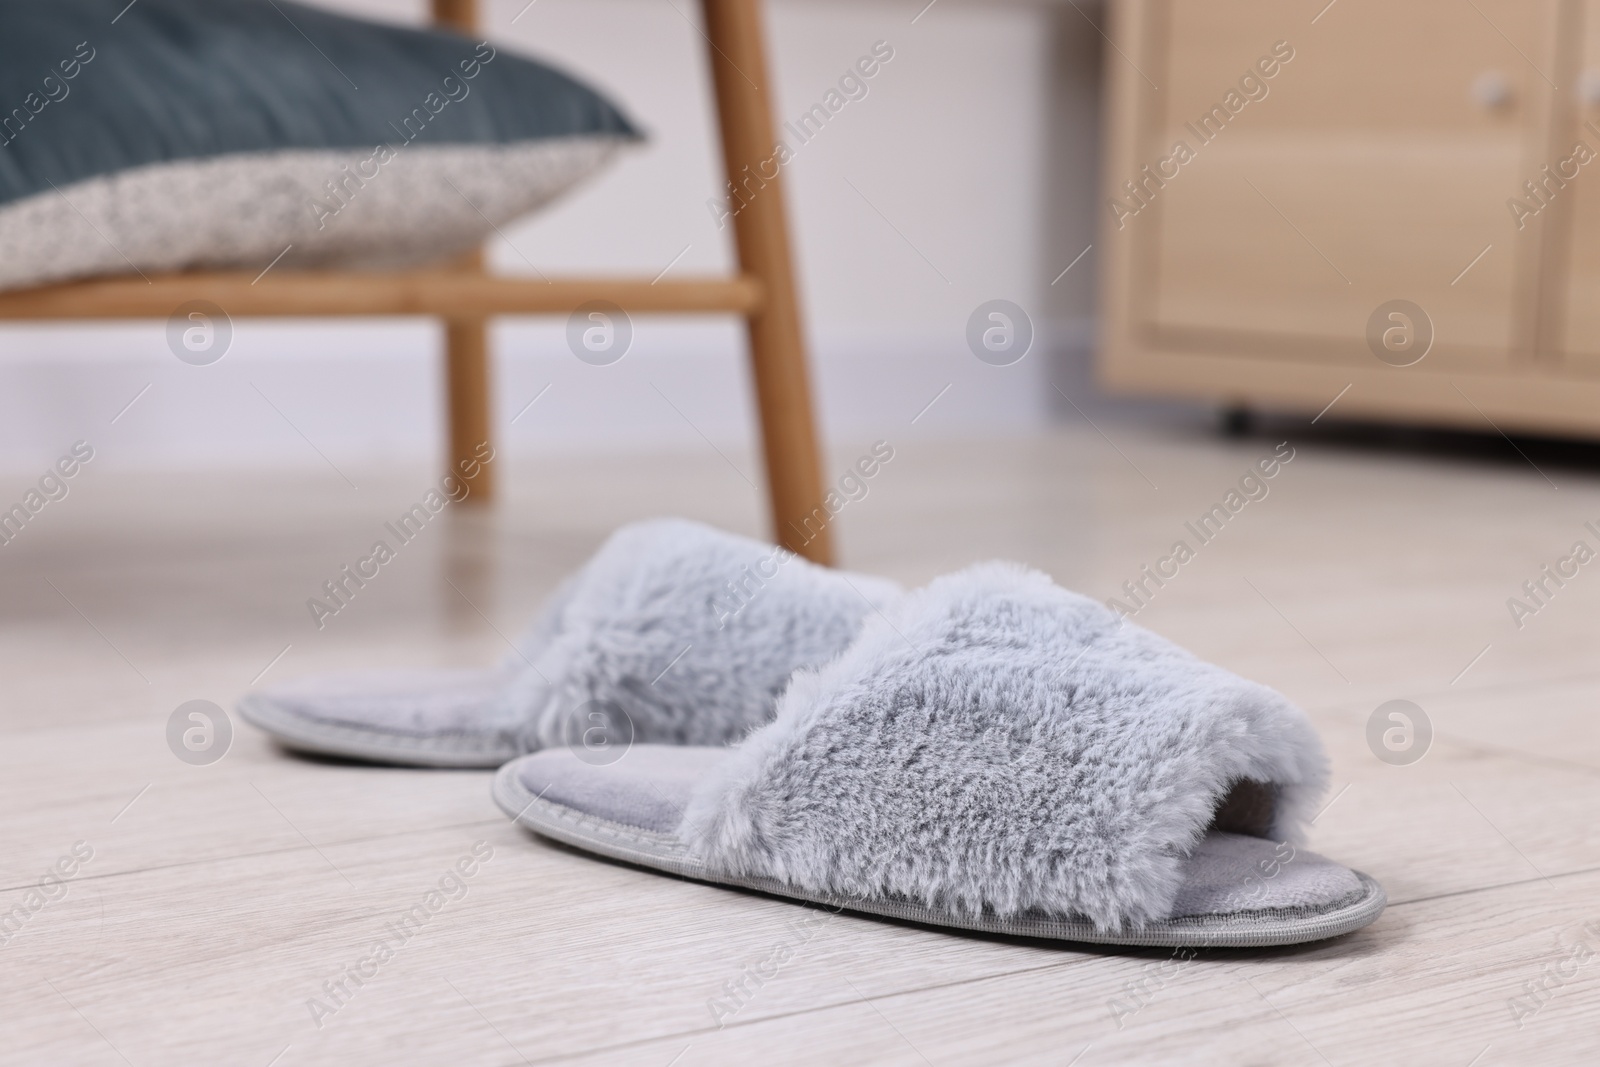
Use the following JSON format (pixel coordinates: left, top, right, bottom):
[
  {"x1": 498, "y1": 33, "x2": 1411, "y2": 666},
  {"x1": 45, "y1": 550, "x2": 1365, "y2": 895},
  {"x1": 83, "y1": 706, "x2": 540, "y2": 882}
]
[
  {"x1": 678, "y1": 562, "x2": 1329, "y2": 931},
  {"x1": 490, "y1": 519, "x2": 902, "y2": 747}
]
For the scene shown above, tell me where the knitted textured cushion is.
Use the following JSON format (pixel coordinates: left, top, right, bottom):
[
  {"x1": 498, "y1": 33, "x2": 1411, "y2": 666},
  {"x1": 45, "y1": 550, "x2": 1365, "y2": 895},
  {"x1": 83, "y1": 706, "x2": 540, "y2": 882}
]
[{"x1": 0, "y1": 0, "x2": 638, "y2": 290}]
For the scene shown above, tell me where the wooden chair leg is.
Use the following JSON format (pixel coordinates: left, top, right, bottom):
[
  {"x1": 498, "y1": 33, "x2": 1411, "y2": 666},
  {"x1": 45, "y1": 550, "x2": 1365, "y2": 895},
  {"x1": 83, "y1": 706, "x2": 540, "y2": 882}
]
[
  {"x1": 444, "y1": 316, "x2": 496, "y2": 503},
  {"x1": 431, "y1": 0, "x2": 478, "y2": 32},
  {"x1": 702, "y1": 0, "x2": 835, "y2": 566}
]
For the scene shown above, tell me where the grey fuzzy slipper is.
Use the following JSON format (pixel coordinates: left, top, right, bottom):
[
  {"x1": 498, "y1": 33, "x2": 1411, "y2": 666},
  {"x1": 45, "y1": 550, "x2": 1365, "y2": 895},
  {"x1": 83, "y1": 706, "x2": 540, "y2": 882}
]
[
  {"x1": 494, "y1": 562, "x2": 1385, "y2": 947},
  {"x1": 238, "y1": 519, "x2": 901, "y2": 768}
]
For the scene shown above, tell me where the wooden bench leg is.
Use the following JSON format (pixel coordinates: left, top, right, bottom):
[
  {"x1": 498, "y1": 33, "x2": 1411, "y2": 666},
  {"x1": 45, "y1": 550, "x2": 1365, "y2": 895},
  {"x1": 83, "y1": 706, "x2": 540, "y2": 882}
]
[
  {"x1": 703, "y1": 0, "x2": 834, "y2": 566},
  {"x1": 444, "y1": 316, "x2": 495, "y2": 503}
]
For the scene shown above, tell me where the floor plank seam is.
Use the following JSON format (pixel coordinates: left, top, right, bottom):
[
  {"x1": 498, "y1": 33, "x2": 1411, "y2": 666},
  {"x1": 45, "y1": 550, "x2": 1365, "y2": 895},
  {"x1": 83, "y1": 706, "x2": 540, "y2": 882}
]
[
  {"x1": 491, "y1": 958, "x2": 1094, "y2": 1067},
  {"x1": 1380, "y1": 863, "x2": 1600, "y2": 910},
  {"x1": 1426, "y1": 735, "x2": 1600, "y2": 781},
  {"x1": 0, "y1": 818, "x2": 505, "y2": 895},
  {"x1": 1301, "y1": 663, "x2": 1600, "y2": 715}
]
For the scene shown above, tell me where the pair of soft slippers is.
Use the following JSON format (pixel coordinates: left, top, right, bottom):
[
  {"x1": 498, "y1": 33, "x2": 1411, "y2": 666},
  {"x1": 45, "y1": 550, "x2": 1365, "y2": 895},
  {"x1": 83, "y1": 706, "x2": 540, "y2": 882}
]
[{"x1": 240, "y1": 519, "x2": 1384, "y2": 949}]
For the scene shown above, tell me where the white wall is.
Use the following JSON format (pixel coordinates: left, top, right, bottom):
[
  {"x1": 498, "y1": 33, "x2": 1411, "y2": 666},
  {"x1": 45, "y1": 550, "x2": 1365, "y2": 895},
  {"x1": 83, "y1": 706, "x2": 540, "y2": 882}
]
[{"x1": 0, "y1": 0, "x2": 1092, "y2": 472}]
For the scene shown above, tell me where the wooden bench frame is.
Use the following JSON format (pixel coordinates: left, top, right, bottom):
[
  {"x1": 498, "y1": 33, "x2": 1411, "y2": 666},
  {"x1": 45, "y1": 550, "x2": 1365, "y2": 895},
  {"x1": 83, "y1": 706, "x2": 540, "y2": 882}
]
[{"x1": 0, "y1": 0, "x2": 833, "y2": 564}]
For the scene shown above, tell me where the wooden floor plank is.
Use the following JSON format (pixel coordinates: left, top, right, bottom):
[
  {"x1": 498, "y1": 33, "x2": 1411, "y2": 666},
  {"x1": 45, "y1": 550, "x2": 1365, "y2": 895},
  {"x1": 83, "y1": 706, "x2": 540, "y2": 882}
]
[
  {"x1": 528, "y1": 874, "x2": 1600, "y2": 1067},
  {"x1": 6, "y1": 427, "x2": 1600, "y2": 1063}
]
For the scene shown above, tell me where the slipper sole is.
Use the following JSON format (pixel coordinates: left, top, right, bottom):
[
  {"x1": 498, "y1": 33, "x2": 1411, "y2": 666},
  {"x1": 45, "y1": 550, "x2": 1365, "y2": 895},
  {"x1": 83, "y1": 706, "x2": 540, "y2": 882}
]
[
  {"x1": 492, "y1": 760, "x2": 1387, "y2": 948},
  {"x1": 238, "y1": 692, "x2": 519, "y2": 768}
]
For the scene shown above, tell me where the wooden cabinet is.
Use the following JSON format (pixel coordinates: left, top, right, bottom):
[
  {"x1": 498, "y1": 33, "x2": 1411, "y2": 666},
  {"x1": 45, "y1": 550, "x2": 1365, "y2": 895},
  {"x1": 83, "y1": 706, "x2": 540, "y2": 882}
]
[{"x1": 1101, "y1": 0, "x2": 1600, "y2": 434}]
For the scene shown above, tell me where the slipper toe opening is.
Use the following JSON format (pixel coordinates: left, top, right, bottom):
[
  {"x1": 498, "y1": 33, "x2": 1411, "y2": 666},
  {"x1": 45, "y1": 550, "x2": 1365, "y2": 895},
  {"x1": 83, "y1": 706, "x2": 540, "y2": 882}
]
[
  {"x1": 1174, "y1": 778, "x2": 1366, "y2": 920},
  {"x1": 1171, "y1": 832, "x2": 1366, "y2": 920}
]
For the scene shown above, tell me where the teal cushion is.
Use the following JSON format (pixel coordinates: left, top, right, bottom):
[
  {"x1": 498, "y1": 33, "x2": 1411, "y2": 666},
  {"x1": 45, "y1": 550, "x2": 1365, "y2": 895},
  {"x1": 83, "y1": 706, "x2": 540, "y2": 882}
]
[{"x1": 0, "y1": 0, "x2": 638, "y2": 207}]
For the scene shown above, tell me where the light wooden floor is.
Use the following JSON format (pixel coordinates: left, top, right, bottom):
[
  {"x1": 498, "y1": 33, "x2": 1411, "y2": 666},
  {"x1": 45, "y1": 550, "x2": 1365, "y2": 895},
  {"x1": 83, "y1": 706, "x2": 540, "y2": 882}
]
[{"x1": 4, "y1": 422, "x2": 1600, "y2": 1065}]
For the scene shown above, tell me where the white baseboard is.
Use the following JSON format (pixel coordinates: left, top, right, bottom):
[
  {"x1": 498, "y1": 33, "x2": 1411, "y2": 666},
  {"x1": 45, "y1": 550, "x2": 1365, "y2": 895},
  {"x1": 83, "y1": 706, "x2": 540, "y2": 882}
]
[{"x1": 0, "y1": 317, "x2": 1063, "y2": 474}]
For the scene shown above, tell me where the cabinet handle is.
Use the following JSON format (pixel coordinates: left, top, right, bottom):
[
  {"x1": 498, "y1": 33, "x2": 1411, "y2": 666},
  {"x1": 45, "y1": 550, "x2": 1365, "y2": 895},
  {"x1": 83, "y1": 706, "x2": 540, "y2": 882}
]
[{"x1": 1472, "y1": 70, "x2": 1513, "y2": 109}]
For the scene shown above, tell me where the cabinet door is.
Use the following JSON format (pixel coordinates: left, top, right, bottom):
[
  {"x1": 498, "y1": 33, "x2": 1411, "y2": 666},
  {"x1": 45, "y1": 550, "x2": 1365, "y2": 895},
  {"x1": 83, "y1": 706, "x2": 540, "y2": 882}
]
[
  {"x1": 1550, "y1": 0, "x2": 1600, "y2": 371},
  {"x1": 1130, "y1": 0, "x2": 1561, "y2": 370}
]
